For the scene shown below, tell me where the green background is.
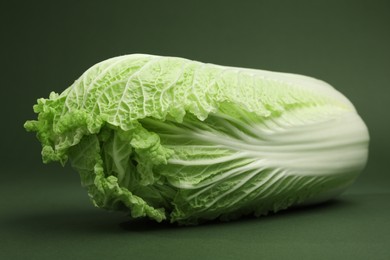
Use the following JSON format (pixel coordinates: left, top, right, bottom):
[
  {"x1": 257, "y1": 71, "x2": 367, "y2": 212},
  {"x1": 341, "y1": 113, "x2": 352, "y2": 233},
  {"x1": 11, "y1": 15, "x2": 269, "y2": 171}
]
[{"x1": 1, "y1": 0, "x2": 389, "y2": 259}]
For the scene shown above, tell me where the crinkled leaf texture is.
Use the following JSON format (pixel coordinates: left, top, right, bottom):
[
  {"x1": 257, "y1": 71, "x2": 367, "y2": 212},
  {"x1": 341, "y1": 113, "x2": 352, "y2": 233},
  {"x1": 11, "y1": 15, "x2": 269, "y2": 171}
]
[{"x1": 25, "y1": 54, "x2": 369, "y2": 225}]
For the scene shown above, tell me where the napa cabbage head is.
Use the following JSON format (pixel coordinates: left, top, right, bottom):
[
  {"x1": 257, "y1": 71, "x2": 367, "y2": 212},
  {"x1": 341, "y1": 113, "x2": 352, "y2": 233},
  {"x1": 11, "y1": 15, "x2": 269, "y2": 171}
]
[{"x1": 24, "y1": 54, "x2": 369, "y2": 225}]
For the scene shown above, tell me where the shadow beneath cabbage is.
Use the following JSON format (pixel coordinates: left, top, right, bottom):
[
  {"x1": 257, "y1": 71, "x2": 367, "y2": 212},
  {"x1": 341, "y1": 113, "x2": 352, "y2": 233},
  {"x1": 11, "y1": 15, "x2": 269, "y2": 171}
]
[
  {"x1": 5, "y1": 197, "x2": 357, "y2": 234},
  {"x1": 120, "y1": 198, "x2": 357, "y2": 231}
]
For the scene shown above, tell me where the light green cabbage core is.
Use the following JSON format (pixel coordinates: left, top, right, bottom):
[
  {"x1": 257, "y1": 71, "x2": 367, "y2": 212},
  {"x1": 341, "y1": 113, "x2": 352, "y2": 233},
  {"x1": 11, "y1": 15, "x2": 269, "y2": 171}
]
[{"x1": 25, "y1": 54, "x2": 369, "y2": 224}]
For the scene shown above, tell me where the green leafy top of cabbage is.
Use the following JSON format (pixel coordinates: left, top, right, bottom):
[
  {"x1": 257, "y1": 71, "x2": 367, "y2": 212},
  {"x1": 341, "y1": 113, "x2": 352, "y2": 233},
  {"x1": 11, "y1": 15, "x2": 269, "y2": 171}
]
[{"x1": 25, "y1": 54, "x2": 369, "y2": 224}]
